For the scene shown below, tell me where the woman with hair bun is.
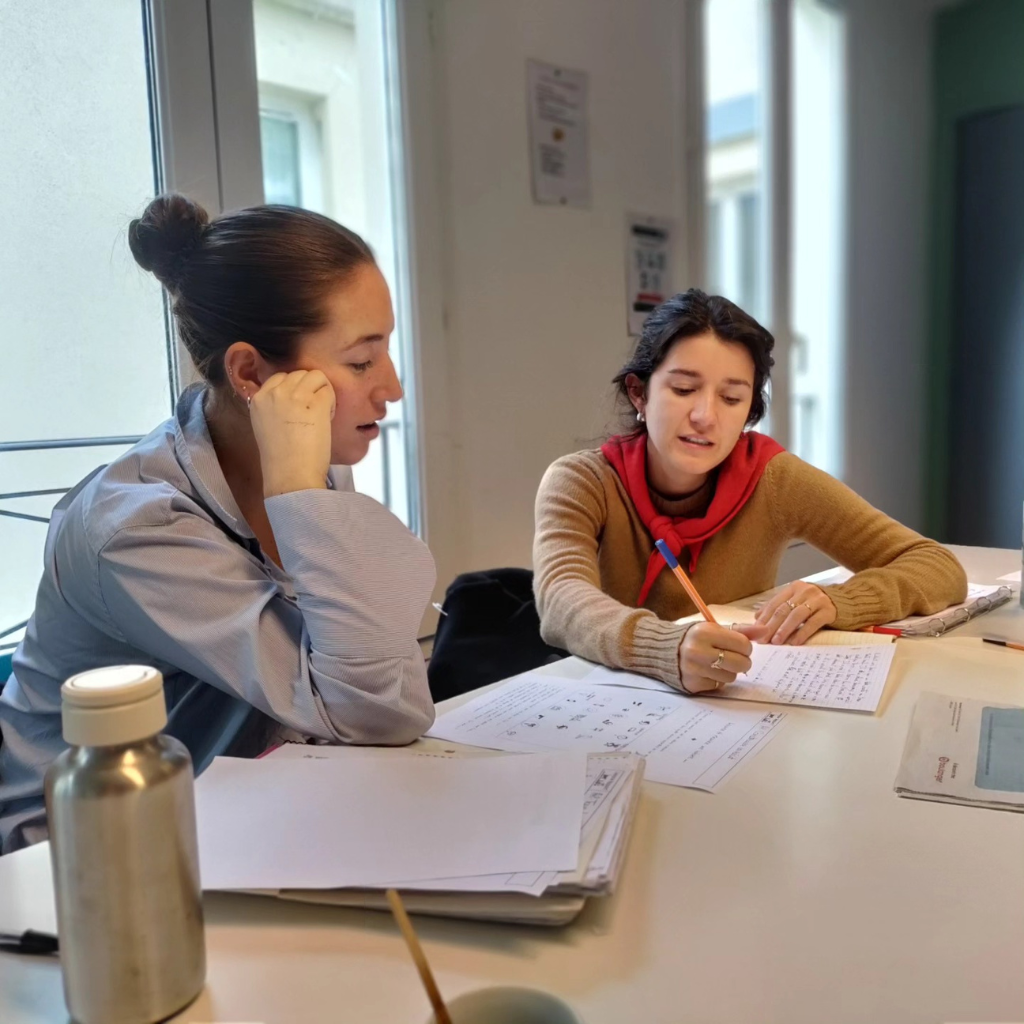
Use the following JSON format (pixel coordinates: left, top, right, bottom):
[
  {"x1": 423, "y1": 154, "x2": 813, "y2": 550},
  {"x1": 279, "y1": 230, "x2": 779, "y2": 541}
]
[
  {"x1": 533, "y1": 289, "x2": 966, "y2": 696},
  {"x1": 0, "y1": 195, "x2": 435, "y2": 853}
]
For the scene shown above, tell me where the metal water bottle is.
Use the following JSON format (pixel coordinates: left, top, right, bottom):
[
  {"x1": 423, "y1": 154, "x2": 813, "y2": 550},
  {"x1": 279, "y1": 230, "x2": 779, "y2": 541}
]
[{"x1": 44, "y1": 665, "x2": 206, "y2": 1024}]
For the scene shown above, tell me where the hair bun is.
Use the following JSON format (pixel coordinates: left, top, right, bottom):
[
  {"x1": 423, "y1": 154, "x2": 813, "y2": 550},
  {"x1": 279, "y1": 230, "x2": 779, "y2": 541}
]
[{"x1": 128, "y1": 193, "x2": 211, "y2": 291}]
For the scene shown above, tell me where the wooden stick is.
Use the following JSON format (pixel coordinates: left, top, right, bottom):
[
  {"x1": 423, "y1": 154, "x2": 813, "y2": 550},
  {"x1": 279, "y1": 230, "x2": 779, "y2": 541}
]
[{"x1": 385, "y1": 889, "x2": 452, "y2": 1024}]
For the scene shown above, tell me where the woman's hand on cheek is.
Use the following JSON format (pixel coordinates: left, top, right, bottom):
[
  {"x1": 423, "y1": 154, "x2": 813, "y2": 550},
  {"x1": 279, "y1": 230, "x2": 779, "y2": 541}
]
[
  {"x1": 755, "y1": 582, "x2": 837, "y2": 645},
  {"x1": 249, "y1": 370, "x2": 336, "y2": 497}
]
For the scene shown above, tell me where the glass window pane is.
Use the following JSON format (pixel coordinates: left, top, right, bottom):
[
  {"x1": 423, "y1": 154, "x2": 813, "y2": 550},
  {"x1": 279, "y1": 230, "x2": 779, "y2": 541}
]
[
  {"x1": 259, "y1": 112, "x2": 303, "y2": 205},
  {"x1": 791, "y1": 0, "x2": 846, "y2": 476},
  {"x1": 737, "y1": 191, "x2": 761, "y2": 316},
  {"x1": 0, "y1": 0, "x2": 166, "y2": 645},
  {"x1": 705, "y1": 0, "x2": 769, "y2": 330},
  {"x1": 707, "y1": 199, "x2": 723, "y2": 296},
  {"x1": 254, "y1": 0, "x2": 417, "y2": 527}
]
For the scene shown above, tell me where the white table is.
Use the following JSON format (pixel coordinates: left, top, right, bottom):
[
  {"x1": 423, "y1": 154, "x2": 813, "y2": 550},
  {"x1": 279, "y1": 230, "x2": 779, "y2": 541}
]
[{"x1": 2, "y1": 547, "x2": 1022, "y2": 1024}]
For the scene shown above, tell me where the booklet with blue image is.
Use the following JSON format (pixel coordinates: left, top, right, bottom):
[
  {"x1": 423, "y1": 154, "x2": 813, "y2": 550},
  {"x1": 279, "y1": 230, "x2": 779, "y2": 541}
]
[{"x1": 895, "y1": 692, "x2": 1024, "y2": 811}]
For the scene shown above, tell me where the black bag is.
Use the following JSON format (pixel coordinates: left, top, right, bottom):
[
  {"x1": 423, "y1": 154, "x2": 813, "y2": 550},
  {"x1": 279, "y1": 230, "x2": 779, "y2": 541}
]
[{"x1": 427, "y1": 568, "x2": 567, "y2": 703}]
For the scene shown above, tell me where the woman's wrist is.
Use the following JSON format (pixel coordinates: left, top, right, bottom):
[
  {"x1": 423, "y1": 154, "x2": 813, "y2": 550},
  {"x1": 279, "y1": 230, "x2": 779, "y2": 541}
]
[{"x1": 262, "y1": 471, "x2": 328, "y2": 498}]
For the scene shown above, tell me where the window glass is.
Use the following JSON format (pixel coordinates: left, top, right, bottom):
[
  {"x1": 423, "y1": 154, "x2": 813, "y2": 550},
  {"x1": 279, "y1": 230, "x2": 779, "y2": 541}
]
[
  {"x1": 254, "y1": 0, "x2": 417, "y2": 525},
  {"x1": 0, "y1": 0, "x2": 167, "y2": 648}
]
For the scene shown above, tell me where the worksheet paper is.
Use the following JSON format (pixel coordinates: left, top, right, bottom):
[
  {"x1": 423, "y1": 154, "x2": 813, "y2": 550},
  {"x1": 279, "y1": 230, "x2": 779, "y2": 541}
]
[
  {"x1": 427, "y1": 677, "x2": 786, "y2": 791},
  {"x1": 997, "y1": 570, "x2": 1020, "y2": 583},
  {"x1": 194, "y1": 751, "x2": 586, "y2": 891},
  {"x1": 582, "y1": 643, "x2": 896, "y2": 712}
]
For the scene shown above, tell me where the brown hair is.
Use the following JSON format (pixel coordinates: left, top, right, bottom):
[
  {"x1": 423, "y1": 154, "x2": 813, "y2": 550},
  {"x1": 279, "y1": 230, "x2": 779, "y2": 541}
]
[
  {"x1": 128, "y1": 194, "x2": 375, "y2": 385},
  {"x1": 613, "y1": 288, "x2": 775, "y2": 428}
]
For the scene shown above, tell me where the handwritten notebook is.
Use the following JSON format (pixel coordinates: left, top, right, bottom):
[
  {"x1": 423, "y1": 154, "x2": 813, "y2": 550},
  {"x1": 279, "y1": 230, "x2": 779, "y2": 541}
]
[{"x1": 583, "y1": 644, "x2": 896, "y2": 713}]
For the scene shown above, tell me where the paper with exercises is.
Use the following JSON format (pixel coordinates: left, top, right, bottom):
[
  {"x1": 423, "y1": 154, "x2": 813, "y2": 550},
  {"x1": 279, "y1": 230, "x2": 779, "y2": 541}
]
[{"x1": 427, "y1": 675, "x2": 786, "y2": 791}]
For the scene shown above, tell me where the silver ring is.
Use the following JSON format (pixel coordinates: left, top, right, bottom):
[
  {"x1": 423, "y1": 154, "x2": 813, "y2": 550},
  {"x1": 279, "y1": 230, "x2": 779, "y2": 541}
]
[
  {"x1": 802, "y1": 602, "x2": 813, "y2": 613},
  {"x1": 711, "y1": 650, "x2": 726, "y2": 671},
  {"x1": 784, "y1": 599, "x2": 797, "y2": 611}
]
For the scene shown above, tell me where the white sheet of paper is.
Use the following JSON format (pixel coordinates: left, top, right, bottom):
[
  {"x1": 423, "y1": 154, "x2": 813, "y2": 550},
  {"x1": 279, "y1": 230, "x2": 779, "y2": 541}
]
[
  {"x1": 387, "y1": 754, "x2": 635, "y2": 895},
  {"x1": 194, "y1": 751, "x2": 586, "y2": 891},
  {"x1": 997, "y1": 570, "x2": 1020, "y2": 583},
  {"x1": 427, "y1": 676, "x2": 786, "y2": 792},
  {"x1": 723, "y1": 643, "x2": 896, "y2": 712},
  {"x1": 582, "y1": 663, "x2": 677, "y2": 693},
  {"x1": 263, "y1": 743, "x2": 562, "y2": 896}
]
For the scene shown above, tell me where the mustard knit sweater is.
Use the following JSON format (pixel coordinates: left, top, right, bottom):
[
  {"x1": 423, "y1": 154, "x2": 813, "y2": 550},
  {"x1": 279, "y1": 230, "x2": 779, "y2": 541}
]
[{"x1": 532, "y1": 448, "x2": 967, "y2": 687}]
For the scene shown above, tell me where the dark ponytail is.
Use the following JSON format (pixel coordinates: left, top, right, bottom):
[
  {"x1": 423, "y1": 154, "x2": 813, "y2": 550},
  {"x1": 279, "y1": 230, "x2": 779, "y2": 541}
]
[{"x1": 128, "y1": 194, "x2": 375, "y2": 385}]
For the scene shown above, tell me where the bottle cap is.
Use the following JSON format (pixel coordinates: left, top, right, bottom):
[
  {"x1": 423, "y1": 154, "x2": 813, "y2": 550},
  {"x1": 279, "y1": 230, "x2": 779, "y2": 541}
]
[{"x1": 61, "y1": 665, "x2": 167, "y2": 747}]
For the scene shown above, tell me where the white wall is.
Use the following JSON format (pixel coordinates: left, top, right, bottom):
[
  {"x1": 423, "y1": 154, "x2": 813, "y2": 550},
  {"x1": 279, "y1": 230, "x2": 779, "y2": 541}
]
[
  {"x1": 412, "y1": 0, "x2": 945, "y2": 605},
  {"x1": 842, "y1": 0, "x2": 936, "y2": 531},
  {"x1": 415, "y1": 0, "x2": 690, "y2": 598}
]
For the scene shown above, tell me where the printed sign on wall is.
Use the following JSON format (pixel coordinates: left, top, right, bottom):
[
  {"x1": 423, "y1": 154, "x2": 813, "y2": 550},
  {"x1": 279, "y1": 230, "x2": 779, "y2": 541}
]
[
  {"x1": 527, "y1": 60, "x2": 590, "y2": 208},
  {"x1": 627, "y1": 215, "x2": 674, "y2": 336}
]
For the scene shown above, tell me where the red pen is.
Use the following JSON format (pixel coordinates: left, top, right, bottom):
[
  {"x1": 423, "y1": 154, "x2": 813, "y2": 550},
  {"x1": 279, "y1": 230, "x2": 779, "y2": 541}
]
[{"x1": 861, "y1": 625, "x2": 903, "y2": 637}]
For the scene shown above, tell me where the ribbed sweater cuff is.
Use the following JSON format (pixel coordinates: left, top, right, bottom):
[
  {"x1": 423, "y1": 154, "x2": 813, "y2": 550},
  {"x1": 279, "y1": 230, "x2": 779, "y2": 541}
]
[
  {"x1": 824, "y1": 582, "x2": 890, "y2": 630},
  {"x1": 630, "y1": 616, "x2": 692, "y2": 688}
]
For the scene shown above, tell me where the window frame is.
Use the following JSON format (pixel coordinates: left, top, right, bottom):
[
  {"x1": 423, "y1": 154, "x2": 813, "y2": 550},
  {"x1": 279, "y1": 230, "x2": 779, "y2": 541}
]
[
  {"x1": 150, "y1": 0, "x2": 425, "y2": 533},
  {"x1": 690, "y1": 0, "x2": 796, "y2": 449}
]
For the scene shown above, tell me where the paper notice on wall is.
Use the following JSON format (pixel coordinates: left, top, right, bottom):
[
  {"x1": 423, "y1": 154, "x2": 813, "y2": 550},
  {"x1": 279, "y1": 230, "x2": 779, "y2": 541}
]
[
  {"x1": 627, "y1": 214, "x2": 674, "y2": 335},
  {"x1": 527, "y1": 60, "x2": 590, "y2": 208}
]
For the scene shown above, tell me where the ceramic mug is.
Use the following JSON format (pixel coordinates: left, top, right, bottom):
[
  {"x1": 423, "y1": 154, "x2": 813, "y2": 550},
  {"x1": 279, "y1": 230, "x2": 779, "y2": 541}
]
[{"x1": 426, "y1": 986, "x2": 582, "y2": 1024}]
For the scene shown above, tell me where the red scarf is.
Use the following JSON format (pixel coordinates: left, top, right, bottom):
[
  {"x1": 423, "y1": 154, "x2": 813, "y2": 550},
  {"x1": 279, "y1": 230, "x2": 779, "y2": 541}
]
[{"x1": 601, "y1": 431, "x2": 785, "y2": 607}]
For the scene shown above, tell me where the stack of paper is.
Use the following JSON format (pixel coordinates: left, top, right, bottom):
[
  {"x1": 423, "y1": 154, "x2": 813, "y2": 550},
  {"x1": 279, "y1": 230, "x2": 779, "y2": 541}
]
[
  {"x1": 894, "y1": 692, "x2": 1024, "y2": 812},
  {"x1": 193, "y1": 746, "x2": 644, "y2": 926}
]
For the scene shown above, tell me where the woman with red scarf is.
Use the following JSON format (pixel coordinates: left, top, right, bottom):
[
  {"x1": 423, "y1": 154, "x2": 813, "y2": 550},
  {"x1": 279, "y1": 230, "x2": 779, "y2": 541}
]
[{"x1": 532, "y1": 289, "x2": 966, "y2": 695}]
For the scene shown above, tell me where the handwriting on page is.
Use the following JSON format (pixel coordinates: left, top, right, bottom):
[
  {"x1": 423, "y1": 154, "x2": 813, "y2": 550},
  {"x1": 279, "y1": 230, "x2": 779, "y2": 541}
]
[
  {"x1": 428, "y1": 676, "x2": 788, "y2": 791},
  {"x1": 726, "y1": 644, "x2": 896, "y2": 713}
]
